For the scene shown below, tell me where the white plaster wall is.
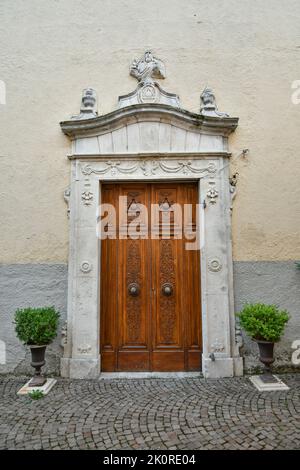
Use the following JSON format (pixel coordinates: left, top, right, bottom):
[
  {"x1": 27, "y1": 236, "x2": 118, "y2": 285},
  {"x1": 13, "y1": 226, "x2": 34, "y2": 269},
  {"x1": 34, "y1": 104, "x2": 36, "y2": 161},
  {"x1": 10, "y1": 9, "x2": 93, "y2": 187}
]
[{"x1": 0, "y1": 0, "x2": 300, "y2": 263}]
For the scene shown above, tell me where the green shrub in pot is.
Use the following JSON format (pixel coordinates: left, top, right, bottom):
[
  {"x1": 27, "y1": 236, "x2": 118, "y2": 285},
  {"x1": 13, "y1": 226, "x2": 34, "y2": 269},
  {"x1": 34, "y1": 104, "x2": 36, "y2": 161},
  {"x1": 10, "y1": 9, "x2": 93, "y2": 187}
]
[
  {"x1": 14, "y1": 306, "x2": 60, "y2": 386},
  {"x1": 237, "y1": 303, "x2": 289, "y2": 342},
  {"x1": 237, "y1": 303, "x2": 289, "y2": 374}
]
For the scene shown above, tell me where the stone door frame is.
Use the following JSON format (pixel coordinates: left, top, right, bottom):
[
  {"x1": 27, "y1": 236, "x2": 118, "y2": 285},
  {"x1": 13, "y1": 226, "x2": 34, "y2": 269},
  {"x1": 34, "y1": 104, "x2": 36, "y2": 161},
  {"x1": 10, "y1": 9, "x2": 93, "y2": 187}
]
[
  {"x1": 60, "y1": 154, "x2": 243, "y2": 378},
  {"x1": 60, "y1": 98, "x2": 243, "y2": 379}
]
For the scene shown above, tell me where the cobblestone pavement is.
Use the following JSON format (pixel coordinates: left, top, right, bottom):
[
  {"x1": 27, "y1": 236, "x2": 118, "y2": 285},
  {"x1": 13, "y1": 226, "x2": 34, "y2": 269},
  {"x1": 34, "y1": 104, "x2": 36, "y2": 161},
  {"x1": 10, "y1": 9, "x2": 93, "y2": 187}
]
[{"x1": 0, "y1": 374, "x2": 300, "y2": 450}]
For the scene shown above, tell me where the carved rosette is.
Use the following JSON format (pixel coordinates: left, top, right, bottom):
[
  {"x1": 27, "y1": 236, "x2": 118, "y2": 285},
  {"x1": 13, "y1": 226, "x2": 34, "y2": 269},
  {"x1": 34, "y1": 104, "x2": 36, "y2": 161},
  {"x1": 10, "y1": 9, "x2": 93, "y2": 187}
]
[
  {"x1": 80, "y1": 261, "x2": 92, "y2": 273},
  {"x1": 208, "y1": 258, "x2": 222, "y2": 273}
]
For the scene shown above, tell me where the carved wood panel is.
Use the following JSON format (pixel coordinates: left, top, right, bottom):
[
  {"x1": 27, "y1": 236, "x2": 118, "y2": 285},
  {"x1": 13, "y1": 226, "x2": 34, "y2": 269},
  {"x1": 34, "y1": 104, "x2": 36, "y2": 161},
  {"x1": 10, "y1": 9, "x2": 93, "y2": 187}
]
[{"x1": 100, "y1": 182, "x2": 201, "y2": 372}]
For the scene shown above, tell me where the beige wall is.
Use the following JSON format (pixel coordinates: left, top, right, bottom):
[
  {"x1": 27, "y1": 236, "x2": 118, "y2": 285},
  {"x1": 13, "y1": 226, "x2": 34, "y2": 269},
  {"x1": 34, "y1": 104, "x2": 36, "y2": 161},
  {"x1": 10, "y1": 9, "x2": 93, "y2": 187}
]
[{"x1": 0, "y1": 0, "x2": 299, "y2": 263}]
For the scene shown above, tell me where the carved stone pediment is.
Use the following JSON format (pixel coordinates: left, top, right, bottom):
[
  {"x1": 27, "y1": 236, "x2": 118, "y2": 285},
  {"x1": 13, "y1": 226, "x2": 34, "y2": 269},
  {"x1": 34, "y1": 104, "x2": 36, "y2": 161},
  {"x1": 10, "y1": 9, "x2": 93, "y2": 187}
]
[{"x1": 61, "y1": 50, "x2": 238, "y2": 155}]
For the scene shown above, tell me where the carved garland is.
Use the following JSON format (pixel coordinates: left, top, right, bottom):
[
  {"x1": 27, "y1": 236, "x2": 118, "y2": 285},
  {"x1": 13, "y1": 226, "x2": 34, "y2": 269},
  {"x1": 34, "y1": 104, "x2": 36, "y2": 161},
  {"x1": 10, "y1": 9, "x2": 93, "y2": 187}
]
[{"x1": 81, "y1": 160, "x2": 217, "y2": 178}]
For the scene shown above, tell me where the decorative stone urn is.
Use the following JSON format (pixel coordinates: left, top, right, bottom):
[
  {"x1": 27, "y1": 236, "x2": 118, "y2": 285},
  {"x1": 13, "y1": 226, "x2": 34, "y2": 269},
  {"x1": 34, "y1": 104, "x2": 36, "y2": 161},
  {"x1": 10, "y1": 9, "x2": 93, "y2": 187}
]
[
  {"x1": 255, "y1": 339, "x2": 275, "y2": 375},
  {"x1": 29, "y1": 345, "x2": 47, "y2": 387}
]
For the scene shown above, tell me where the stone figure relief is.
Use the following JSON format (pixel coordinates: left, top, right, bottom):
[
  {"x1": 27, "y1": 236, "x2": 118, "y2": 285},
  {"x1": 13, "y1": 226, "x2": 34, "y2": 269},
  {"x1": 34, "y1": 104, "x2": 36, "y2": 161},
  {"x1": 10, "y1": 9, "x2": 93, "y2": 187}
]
[
  {"x1": 116, "y1": 50, "x2": 180, "y2": 107},
  {"x1": 130, "y1": 50, "x2": 166, "y2": 104},
  {"x1": 200, "y1": 87, "x2": 229, "y2": 117},
  {"x1": 130, "y1": 50, "x2": 166, "y2": 84}
]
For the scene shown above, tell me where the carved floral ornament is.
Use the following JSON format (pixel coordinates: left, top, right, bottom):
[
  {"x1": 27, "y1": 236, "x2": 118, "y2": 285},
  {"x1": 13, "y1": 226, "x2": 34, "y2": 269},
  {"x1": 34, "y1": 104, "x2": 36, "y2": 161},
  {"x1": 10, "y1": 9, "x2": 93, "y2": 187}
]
[
  {"x1": 206, "y1": 187, "x2": 219, "y2": 204},
  {"x1": 81, "y1": 190, "x2": 94, "y2": 205},
  {"x1": 211, "y1": 338, "x2": 225, "y2": 353},
  {"x1": 77, "y1": 345, "x2": 92, "y2": 354}
]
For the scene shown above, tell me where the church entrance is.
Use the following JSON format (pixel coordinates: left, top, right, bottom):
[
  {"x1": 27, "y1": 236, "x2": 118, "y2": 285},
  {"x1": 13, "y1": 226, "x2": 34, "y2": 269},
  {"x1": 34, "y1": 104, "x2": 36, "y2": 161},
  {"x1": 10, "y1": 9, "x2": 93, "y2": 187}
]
[{"x1": 100, "y1": 182, "x2": 202, "y2": 372}]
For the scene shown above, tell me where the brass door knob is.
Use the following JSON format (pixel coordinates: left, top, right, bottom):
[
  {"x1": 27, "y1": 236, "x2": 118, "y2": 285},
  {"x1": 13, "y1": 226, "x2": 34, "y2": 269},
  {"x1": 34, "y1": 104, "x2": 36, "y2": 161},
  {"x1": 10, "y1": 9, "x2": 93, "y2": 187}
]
[
  {"x1": 161, "y1": 283, "x2": 173, "y2": 296},
  {"x1": 128, "y1": 283, "x2": 140, "y2": 296}
]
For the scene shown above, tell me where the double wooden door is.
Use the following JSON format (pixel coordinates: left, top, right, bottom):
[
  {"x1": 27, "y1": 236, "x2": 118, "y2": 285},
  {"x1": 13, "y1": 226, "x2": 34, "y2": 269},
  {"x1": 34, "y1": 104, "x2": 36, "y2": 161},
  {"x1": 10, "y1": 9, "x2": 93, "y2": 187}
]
[{"x1": 100, "y1": 182, "x2": 202, "y2": 371}]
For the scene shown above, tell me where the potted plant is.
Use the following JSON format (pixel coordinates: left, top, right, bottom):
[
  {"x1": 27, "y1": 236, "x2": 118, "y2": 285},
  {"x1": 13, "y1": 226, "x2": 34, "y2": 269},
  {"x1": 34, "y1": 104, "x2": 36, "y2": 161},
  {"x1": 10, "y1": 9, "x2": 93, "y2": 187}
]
[
  {"x1": 14, "y1": 307, "x2": 60, "y2": 387},
  {"x1": 237, "y1": 303, "x2": 289, "y2": 375}
]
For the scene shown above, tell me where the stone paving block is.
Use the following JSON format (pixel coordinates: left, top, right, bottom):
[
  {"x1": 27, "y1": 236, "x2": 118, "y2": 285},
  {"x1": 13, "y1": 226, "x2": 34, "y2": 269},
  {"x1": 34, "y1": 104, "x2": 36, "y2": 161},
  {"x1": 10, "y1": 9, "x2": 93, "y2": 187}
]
[{"x1": 0, "y1": 375, "x2": 299, "y2": 449}]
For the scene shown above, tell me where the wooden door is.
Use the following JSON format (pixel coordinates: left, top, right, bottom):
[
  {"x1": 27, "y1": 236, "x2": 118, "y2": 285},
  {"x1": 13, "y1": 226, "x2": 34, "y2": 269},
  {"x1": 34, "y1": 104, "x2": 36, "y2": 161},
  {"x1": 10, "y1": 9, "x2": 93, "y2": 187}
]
[{"x1": 100, "y1": 182, "x2": 202, "y2": 371}]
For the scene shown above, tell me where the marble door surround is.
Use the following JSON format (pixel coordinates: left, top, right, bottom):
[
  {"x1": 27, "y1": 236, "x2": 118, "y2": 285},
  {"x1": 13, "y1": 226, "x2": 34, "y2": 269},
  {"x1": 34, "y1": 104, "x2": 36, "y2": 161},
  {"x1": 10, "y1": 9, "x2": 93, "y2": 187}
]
[{"x1": 60, "y1": 50, "x2": 243, "y2": 379}]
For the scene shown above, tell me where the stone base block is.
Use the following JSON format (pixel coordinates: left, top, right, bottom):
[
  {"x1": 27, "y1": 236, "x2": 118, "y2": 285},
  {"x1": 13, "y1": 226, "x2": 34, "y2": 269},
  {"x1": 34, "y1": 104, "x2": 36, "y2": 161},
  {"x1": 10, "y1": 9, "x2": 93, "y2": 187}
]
[
  {"x1": 249, "y1": 375, "x2": 290, "y2": 392},
  {"x1": 17, "y1": 378, "x2": 57, "y2": 395},
  {"x1": 202, "y1": 356, "x2": 236, "y2": 378},
  {"x1": 100, "y1": 372, "x2": 202, "y2": 379},
  {"x1": 61, "y1": 357, "x2": 100, "y2": 379}
]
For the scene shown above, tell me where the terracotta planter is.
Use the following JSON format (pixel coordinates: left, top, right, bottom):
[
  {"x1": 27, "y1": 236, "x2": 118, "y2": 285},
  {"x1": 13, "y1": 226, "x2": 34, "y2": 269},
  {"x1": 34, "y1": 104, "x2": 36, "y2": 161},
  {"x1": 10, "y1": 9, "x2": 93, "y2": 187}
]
[
  {"x1": 255, "y1": 339, "x2": 275, "y2": 374},
  {"x1": 29, "y1": 345, "x2": 47, "y2": 387}
]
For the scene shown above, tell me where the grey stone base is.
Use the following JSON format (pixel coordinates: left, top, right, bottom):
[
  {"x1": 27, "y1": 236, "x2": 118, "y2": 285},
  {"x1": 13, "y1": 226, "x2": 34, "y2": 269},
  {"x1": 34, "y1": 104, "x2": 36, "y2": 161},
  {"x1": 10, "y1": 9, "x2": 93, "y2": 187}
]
[
  {"x1": 233, "y1": 261, "x2": 300, "y2": 373},
  {"x1": 249, "y1": 375, "x2": 289, "y2": 391},
  {"x1": 61, "y1": 357, "x2": 100, "y2": 379},
  {"x1": 17, "y1": 378, "x2": 57, "y2": 395},
  {"x1": 1, "y1": 261, "x2": 299, "y2": 376},
  {"x1": 202, "y1": 356, "x2": 243, "y2": 378},
  {"x1": 99, "y1": 372, "x2": 202, "y2": 379},
  {"x1": 0, "y1": 264, "x2": 67, "y2": 376}
]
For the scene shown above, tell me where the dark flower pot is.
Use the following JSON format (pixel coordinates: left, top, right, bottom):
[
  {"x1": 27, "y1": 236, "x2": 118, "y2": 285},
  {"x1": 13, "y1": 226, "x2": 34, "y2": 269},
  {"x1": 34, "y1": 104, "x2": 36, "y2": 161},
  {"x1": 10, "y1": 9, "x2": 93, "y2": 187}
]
[
  {"x1": 255, "y1": 339, "x2": 275, "y2": 374},
  {"x1": 29, "y1": 345, "x2": 47, "y2": 387}
]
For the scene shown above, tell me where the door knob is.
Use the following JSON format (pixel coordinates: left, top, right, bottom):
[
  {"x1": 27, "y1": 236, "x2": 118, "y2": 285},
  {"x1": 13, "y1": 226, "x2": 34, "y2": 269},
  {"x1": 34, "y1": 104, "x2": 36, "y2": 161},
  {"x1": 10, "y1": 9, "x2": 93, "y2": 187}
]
[
  {"x1": 161, "y1": 283, "x2": 173, "y2": 296},
  {"x1": 128, "y1": 282, "x2": 140, "y2": 296}
]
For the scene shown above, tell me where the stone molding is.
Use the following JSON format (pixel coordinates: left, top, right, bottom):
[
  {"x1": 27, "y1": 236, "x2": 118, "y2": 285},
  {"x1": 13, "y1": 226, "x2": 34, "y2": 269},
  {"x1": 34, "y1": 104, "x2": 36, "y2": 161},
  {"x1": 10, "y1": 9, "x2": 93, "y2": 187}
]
[{"x1": 60, "y1": 103, "x2": 238, "y2": 139}]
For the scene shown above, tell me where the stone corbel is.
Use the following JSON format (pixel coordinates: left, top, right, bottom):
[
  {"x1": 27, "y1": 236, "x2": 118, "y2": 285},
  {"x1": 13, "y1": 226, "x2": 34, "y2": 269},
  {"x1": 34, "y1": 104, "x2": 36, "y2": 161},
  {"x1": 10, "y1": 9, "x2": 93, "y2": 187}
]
[
  {"x1": 229, "y1": 172, "x2": 238, "y2": 213},
  {"x1": 63, "y1": 186, "x2": 71, "y2": 218}
]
